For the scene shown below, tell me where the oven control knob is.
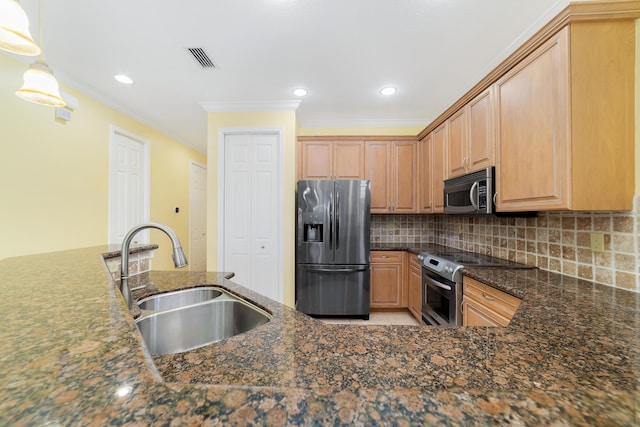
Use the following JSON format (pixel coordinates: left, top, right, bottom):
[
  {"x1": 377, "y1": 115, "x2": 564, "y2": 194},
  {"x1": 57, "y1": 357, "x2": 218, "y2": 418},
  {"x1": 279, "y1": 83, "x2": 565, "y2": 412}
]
[
  {"x1": 417, "y1": 255, "x2": 424, "y2": 262},
  {"x1": 445, "y1": 266, "x2": 452, "y2": 273}
]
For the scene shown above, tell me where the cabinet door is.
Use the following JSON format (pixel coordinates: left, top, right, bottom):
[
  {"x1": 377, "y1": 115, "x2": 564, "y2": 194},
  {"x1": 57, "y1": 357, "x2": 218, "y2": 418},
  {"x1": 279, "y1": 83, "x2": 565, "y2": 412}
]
[
  {"x1": 432, "y1": 124, "x2": 447, "y2": 213},
  {"x1": 392, "y1": 141, "x2": 417, "y2": 213},
  {"x1": 365, "y1": 141, "x2": 391, "y2": 213},
  {"x1": 467, "y1": 88, "x2": 494, "y2": 173},
  {"x1": 334, "y1": 140, "x2": 365, "y2": 179},
  {"x1": 418, "y1": 135, "x2": 432, "y2": 213},
  {"x1": 447, "y1": 108, "x2": 467, "y2": 178},
  {"x1": 408, "y1": 255, "x2": 422, "y2": 320},
  {"x1": 370, "y1": 251, "x2": 403, "y2": 308},
  {"x1": 371, "y1": 264, "x2": 402, "y2": 307},
  {"x1": 495, "y1": 28, "x2": 569, "y2": 211},
  {"x1": 300, "y1": 141, "x2": 333, "y2": 180},
  {"x1": 463, "y1": 297, "x2": 506, "y2": 327}
]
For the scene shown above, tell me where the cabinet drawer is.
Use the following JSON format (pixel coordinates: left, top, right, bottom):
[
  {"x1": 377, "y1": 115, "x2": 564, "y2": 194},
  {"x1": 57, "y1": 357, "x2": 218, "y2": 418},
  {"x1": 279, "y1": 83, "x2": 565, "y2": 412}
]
[
  {"x1": 463, "y1": 277, "x2": 521, "y2": 320},
  {"x1": 371, "y1": 251, "x2": 403, "y2": 263}
]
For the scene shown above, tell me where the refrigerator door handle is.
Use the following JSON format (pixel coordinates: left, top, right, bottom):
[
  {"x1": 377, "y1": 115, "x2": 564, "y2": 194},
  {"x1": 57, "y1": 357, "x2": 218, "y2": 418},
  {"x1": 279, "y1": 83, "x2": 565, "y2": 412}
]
[
  {"x1": 335, "y1": 188, "x2": 340, "y2": 251},
  {"x1": 306, "y1": 267, "x2": 369, "y2": 273},
  {"x1": 328, "y1": 191, "x2": 333, "y2": 250}
]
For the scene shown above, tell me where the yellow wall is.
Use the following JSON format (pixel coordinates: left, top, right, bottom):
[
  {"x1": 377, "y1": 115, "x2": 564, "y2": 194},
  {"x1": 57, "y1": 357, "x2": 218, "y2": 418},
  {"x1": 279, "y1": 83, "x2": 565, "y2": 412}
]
[
  {"x1": 206, "y1": 110, "x2": 297, "y2": 306},
  {"x1": 0, "y1": 53, "x2": 206, "y2": 270}
]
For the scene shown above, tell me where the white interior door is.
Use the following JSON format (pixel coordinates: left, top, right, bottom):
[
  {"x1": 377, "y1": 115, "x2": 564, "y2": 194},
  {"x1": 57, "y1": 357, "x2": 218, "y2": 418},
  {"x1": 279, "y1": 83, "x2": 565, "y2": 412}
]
[
  {"x1": 108, "y1": 127, "x2": 149, "y2": 244},
  {"x1": 222, "y1": 132, "x2": 281, "y2": 302},
  {"x1": 189, "y1": 162, "x2": 207, "y2": 271}
]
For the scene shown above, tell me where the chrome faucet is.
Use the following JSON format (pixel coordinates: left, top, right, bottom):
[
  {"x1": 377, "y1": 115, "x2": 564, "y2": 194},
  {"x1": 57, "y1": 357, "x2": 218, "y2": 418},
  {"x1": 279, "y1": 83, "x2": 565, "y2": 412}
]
[{"x1": 120, "y1": 222, "x2": 188, "y2": 309}]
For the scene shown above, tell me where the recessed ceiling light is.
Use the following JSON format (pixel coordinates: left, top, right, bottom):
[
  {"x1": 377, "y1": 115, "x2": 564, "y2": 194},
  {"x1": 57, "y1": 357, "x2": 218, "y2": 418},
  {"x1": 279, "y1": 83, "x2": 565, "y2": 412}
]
[
  {"x1": 380, "y1": 87, "x2": 397, "y2": 96},
  {"x1": 114, "y1": 74, "x2": 133, "y2": 85},
  {"x1": 292, "y1": 88, "x2": 308, "y2": 97}
]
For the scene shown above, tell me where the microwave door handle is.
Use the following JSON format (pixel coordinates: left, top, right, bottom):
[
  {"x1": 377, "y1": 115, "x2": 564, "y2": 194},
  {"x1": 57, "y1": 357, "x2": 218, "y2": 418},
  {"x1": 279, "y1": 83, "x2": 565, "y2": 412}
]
[{"x1": 469, "y1": 181, "x2": 479, "y2": 210}]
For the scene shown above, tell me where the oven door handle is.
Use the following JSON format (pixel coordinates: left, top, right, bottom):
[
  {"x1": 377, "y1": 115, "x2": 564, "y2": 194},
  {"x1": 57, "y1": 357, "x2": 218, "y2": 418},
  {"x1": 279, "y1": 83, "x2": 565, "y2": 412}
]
[{"x1": 424, "y1": 274, "x2": 452, "y2": 291}]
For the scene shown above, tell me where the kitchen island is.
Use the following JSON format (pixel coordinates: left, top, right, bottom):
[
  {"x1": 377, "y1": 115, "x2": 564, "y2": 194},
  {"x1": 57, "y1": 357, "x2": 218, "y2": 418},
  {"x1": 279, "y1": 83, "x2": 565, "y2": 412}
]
[{"x1": 1, "y1": 246, "x2": 638, "y2": 425}]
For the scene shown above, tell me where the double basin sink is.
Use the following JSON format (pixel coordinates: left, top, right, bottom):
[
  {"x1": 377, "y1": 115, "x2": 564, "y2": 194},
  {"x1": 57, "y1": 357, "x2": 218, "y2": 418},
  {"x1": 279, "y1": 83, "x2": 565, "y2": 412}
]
[{"x1": 135, "y1": 286, "x2": 271, "y2": 355}]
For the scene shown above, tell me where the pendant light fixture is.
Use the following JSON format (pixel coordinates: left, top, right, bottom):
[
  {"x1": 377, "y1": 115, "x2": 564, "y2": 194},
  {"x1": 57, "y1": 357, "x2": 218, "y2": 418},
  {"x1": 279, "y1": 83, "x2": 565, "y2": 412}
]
[
  {"x1": 15, "y1": 0, "x2": 65, "y2": 107},
  {"x1": 0, "y1": 0, "x2": 40, "y2": 56}
]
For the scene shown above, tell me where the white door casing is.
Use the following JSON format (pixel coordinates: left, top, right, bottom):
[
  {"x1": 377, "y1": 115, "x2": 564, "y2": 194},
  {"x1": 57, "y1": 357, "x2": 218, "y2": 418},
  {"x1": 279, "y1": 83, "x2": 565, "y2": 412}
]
[
  {"x1": 189, "y1": 161, "x2": 207, "y2": 271},
  {"x1": 108, "y1": 126, "x2": 150, "y2": 245},
  {"x1": 218, "y1": 128, "x2": 283, "y2": 303}
]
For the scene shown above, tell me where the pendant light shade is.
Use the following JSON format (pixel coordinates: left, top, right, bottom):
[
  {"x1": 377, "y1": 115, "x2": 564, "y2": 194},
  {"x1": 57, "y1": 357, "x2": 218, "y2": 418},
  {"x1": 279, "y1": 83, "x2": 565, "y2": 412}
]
[
  {"x1": 16, "y1": 59, "x2": 65, "y2": 107},
  {"x1": 0, "y1": 0, "x2": 41, "y2": 56}
]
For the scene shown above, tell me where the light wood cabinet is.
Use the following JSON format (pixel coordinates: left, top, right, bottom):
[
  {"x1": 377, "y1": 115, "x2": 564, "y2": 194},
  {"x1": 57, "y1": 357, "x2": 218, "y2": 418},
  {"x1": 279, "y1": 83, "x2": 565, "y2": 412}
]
[
  {"x1": 462, "y1": 277, "x2": 521, "y2": 327},
  {"x1": 298, "y1": 139, "x2": 364, "y2": 180},
  {"x1": 466, "y1": 88, "x2": 494, "y2": 174},
  {"x1": 431, "y1": 123, "x2": 447, "y2": 213},
  {"x1": 418, "y1": 134, "x2": 432, "y2": 213},
  {"x1": 408, "y1": 254, "x2": 422, "y2": 321},
  {"x1": 447, "y1": 108, "x2": 467, "y2": 178},
  {"x1": 495, "y1": 22, "x2": 634, "y2": 211},
  {"x1": 365, "y1": 140, "x2": 417, "y2": 214},
  {"x1": 370, "y1": 251, "x2": 407, "y2": 308},
  {"x1": 447, "y1": 88, "x2": 494, "y2": 179}
]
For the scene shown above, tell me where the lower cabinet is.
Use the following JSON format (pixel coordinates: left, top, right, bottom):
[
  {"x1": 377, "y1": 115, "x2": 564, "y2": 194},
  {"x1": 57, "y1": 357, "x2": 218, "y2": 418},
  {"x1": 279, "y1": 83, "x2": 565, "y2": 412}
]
[
  {"x1": 408, "y1": 254, "x2": 422, "y2": 321},
  {"x1": 463, "y1": 277, "x2": 521, "y2": 327},
  {"x1": 370, "y1": 251, "x2": 407, "y2": 308}
]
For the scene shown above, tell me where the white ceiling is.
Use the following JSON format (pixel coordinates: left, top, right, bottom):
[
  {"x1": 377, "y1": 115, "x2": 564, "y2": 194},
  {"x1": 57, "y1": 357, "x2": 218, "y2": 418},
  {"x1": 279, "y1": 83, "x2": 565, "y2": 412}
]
[{"x1": 15, "y1": 0, "x2": 568, "y2": 153}]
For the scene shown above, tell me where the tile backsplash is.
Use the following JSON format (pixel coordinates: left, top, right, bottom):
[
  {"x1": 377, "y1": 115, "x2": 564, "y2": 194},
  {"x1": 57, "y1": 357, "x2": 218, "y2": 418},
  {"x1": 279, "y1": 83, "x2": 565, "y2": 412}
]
[{"x1": 371, "y1": 196, "x2": 640, "y2": 293}]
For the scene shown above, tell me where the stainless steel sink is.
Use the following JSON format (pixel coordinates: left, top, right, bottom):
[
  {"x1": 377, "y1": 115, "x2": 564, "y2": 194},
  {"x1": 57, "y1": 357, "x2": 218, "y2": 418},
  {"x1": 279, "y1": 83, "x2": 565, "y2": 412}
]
[
  {"x1": 135, "y1": 292, "x2": 271, "y2": 355},
  {"x1": 137, "y1": 286, "x2": 223, "y2": 311}
]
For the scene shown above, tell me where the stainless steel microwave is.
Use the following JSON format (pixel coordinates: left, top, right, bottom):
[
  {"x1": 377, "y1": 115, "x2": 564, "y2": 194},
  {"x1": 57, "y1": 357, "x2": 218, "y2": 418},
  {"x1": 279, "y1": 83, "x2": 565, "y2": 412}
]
[{"x1": 443, "y1": 167, "x2": 494, "y2": 215}]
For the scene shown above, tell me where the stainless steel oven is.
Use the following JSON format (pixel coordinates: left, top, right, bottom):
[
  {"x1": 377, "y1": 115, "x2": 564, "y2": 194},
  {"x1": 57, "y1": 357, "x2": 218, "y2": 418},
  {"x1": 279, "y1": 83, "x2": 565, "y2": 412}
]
[
  {"x1": 421, "y1": 267, "x2": 461, "y2": 326},
  {"x1": 418, "y1": 248, "x2": 535, "y2": 326}
]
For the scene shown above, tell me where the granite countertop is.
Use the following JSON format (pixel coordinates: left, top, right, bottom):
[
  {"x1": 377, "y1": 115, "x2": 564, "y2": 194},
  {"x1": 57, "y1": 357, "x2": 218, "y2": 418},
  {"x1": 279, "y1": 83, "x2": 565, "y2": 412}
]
[
  {"x1": 1, "y1": 247, "x2": 638, "y2": 425},
  {"x1": 371, "y1": 243, "x2": 449, "y2": 255}
]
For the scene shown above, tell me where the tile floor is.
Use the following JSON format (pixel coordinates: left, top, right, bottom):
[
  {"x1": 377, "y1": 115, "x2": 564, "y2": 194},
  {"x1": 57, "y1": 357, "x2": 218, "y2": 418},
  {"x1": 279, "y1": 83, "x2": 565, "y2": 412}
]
[{"x1": 319, "y1": 311, "x2": 421, "y2": 326}]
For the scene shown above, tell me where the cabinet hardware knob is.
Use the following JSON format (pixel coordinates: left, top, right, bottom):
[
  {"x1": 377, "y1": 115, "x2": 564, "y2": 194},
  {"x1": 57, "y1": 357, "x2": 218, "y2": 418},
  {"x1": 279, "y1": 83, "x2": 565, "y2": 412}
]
[{"x1": 482, "y1": 292, "x2": 496, "y2": 301}]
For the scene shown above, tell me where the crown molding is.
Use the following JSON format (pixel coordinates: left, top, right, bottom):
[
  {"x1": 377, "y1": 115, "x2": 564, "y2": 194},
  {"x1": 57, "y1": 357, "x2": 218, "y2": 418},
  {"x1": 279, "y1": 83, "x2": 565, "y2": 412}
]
[
  {"x1": 299, "y1": 118, "x2": 427, "y2": 129},
  {"x1": 200, "y1": 100, "x2": 301, "y2": 112},
  {"x1": 416, "y1": 0, "x2": 640, "y2": 140}
]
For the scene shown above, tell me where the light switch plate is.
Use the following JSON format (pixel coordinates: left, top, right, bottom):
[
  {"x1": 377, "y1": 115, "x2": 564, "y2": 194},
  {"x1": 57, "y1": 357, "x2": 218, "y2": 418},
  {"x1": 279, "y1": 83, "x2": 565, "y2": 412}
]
[{"x1": 590, "y1": 233, "x2": 605, "y2": 253}]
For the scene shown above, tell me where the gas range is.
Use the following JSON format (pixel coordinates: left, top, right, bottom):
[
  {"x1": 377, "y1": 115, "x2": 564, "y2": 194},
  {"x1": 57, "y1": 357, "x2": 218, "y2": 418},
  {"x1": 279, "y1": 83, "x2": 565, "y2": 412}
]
[{"x1": 417, "y1": 248, "x2": 534, "y2": 326}]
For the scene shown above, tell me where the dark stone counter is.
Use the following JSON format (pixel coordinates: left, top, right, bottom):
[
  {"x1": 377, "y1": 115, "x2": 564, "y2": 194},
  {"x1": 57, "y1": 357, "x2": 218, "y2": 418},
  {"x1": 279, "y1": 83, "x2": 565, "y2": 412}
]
[{"x1": 1, "y1": 247, "x2": 638, "y2": 425}]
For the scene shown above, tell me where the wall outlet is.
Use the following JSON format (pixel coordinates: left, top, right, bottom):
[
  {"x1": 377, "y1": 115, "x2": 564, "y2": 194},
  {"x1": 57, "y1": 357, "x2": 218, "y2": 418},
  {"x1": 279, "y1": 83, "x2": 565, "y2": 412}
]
[{"x1": 590, "y1": 233, "x2": 605, "y2": 253}]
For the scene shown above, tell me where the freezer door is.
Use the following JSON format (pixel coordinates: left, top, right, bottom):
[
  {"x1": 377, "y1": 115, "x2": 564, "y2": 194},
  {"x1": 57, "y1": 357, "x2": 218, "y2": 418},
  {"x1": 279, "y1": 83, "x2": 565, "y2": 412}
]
[
  {"x1": 334, "y1": 180, "x2": 370, "y2": 265},
  {"x1": 295, "y1": 264, "x2": 370, "y2": 316},
  {"x1": 297, "y1": 180, "x2": 334, "y2": 264}
]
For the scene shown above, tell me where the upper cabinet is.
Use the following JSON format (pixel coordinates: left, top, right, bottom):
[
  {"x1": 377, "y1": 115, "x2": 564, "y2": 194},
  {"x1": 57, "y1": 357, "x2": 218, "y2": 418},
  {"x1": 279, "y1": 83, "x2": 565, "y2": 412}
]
[
  {"x1": 495, "y1": 22, "x2": 634, "y2": 211},
  {"x1": 431, "y1": 123, "x2": 447, "y2": 213},
  {"x1": 365, "y1": 139, "x2": 418, "y2": 214},
  {"x1": 298, "y1": 139, "x2": 364, "y2": 180},
  {"x1": 418, "y1": 134, "x2": 432, "y2": 213},
  {"x1": 466, "y1": 89, "x2": 494, "y2": 174},
  {"x1": 447, "y1": 88, "x2": 494, "y2": 179},
  {"x1": 418, "y1": 124, "x2": 447, "y2": 214},
  {"x1": 418, "y1": 3, "x2": 637, "y2": 212}
]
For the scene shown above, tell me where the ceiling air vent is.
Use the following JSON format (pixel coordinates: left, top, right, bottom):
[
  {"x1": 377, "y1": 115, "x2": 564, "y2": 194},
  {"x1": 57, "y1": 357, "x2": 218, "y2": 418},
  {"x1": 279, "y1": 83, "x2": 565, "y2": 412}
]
[{"x1": 187, "y1": 47, "x2": 216, "y2": 68}]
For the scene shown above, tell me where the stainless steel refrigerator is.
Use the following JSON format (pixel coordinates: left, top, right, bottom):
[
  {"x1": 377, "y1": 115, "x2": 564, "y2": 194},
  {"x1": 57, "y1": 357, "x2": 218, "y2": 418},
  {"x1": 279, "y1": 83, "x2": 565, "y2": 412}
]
[{"x1": 295, "y1": 180, "x2": 371, "y2": 319}]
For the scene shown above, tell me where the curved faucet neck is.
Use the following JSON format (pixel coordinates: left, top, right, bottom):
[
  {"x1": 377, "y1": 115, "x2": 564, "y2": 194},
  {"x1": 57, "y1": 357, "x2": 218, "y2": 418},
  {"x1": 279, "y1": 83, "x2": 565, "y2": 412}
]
[{"x1": 120, "y1": 222, "x2": 188, "y2": 309}]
